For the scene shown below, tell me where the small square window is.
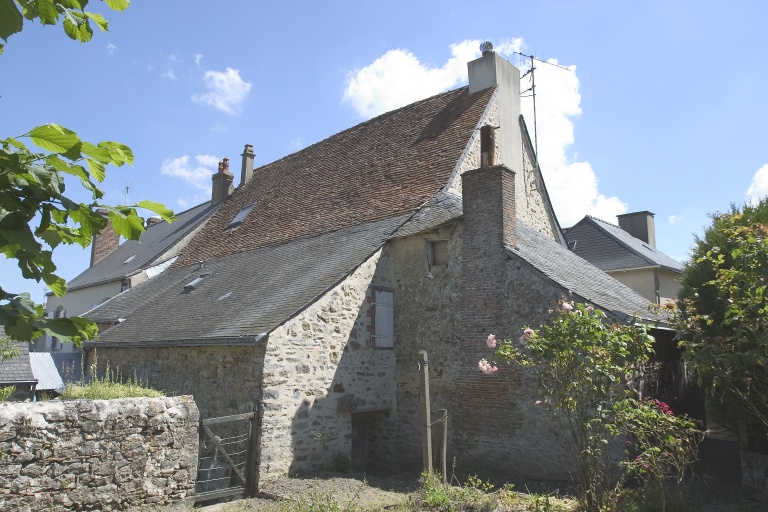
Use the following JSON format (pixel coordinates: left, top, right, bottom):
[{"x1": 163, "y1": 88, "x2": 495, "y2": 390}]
[
  {"x1": 228, "y1": 203, "x2": 255, "y2": 229},
  {"x1": 427, "y1": 240, "x2": 449, "y2": 273}
]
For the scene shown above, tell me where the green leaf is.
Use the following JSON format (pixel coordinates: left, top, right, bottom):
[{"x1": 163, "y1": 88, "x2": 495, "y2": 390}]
[
  {"x1": 137, "y1": 200, "x2": 175, "y2": 223},
  {"x1": 62, "y1": 12, "x2": 93, "y2": 43},
  {"x1": 29, "y1": 124, "x2": 82, "y2": 156},
  {"x1": 35, "y1": 0, "x2": 59, "y2": 25},
  {"x1": 108, "y1": 209, "x2": 144, "y2": 240},
  {"x1": 81, "y1": 141, "x2": 111, "y2": 162},
  {"x1": 42, "y1": 273, "x2": 67, "y2": 297},
  {"x1": 104, "y1": 0, "x2": 130, "y2": 11},
  {"x1": 84, "y1": 11, "x2": 107, "y2": 31},
  {"x1": 0, "y1": 0, "x2": 24, "y2": 41},
  {"x1": 87, "y1": 157, "x2": 106, "y2": 182},
  {"x1": 98, "y1": 141, "x2": 134, "y2": 166}
]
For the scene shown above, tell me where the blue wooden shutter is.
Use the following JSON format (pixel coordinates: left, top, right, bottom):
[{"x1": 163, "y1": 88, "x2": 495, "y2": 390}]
[{"x1": 375, "y1": 290, "x2": 394, "y2": 348}]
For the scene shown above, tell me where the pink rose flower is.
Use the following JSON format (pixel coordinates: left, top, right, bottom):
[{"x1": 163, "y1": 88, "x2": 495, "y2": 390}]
[
  {"x1": 486, "y1": 334, "x2": 497, "y2": 349},
  {"x1": 535, "y1": 400, "x2": 542, "y2": 406},
  {"x1": 586, "y1": 305, "x2": 595, "y2": 313},
  {"x1": 519, "y1": 328, "x2": 534, "y2": 344},
  {"x1": 478, "y1": 359, "x2": 498, "y2": 375},
  {"x1": 561, "y1": 302, "x2": 573, "y2": 311}
]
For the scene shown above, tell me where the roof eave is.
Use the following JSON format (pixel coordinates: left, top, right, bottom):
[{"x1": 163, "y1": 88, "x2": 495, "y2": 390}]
[{"x1": 83, "y1": 333, "x2": 268, "y2": 349}]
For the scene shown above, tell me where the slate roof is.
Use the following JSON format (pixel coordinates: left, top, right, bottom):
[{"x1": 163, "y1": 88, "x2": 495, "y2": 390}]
[
  {"x1": 29, "y1": 352, "x2": 64, "y2": 391},
  {"x1": 88, "y1": 215, "x2": 410, "y2": 343},
  {"x1": 563, "y1": 216, "x2": 682, "y2": 273},
  {"x1": 0, "y1": 343, "x2": 36, "y2": 385},
  {"x1": 175, "y1": 86, "x2": 495, "y2": 266},
  {"x1": 511, "y1": 222, "x2": 666, "y2": 323},
  {"x1": 66, "y1": 201, "x2": 218, "y2": 291}
]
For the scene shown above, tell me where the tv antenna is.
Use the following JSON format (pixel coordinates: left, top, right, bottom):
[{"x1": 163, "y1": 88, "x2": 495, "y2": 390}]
[
  {"x1": 123, "y1": 182, "x2": 130, "y2": 204},
  {"x1": 514, "y1": 51, "x2": 574, "y2": 157}
]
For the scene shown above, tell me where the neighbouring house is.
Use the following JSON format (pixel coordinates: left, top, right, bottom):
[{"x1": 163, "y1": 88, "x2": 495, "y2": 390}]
[
  {"x1": 84, "y1": 44, "x2": 668, "y2": 483},
  {"x1": 34, "y1": 155, "x2": 245, "y2": 353},
  {"x1": 563, "y1": 212, "x2": 683, "y2": 305},
  {"x1": 0, "y1": 342, "x2": 37, "y2": 400}
]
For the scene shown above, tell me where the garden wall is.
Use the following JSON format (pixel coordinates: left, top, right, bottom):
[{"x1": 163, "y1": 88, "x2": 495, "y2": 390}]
[{"x1": 0, "y1": 395, "x2": 199, "y2": 511}]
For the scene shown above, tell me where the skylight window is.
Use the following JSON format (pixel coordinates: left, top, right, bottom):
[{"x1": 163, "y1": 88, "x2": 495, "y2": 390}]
[
  {"x1": 182, "y1": 272, "x2": 212, "y2": 293},
  {"x1": 123, "y1": 255, "x2": 136, "y2": 264},
  {"x1": 228, "y1": 203, "x2": 255, "y2": 229}
]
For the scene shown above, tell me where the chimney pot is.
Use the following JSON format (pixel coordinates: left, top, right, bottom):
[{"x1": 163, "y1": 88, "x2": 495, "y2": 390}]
[{"x1": 480, "y1": 41, "x2": 494, "y2": 55}]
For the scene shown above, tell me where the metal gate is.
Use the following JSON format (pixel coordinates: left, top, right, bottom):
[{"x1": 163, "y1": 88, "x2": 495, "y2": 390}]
[{"x1": 194, "y1": 409, "x2": 258, "y2": 503}]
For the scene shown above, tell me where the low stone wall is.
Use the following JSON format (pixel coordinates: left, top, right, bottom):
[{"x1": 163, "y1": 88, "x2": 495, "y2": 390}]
[
  {"x1": 0, "y1": 396, "x2": 199, "y2": 511},
  {"x1": 741, "y1": 449, "x2": 768, "y2": 490}
]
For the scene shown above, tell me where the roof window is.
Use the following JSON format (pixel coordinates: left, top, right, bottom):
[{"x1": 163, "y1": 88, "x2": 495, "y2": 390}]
[
  {"x1": 123, "y1": 255, "x2": 136, "y2": 264},
  {"x1": 183, "y1": 272, "x2": 212, "y2": 293},
  {"x1": 228, "y1": 203, "x2": 255, "y2": 229}
]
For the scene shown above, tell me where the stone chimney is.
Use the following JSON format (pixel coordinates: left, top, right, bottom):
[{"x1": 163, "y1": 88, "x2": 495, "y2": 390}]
[
  {"x1": 240, "y1": 144, "x2": 255, "y2": 187},
  {"x1": 146, "y1": 217, "x2": 163, "y2": 227},
  {"x1": 617, "y1": 211, "x2": 656, "y2": 247},
  {"x1": 211, "y1": 157, "x2": 234, "y2": 205},
  {"x1": 468, "y1": 42, "x2": 522, "y2": 168},
  {"x1": 90, "y1": 209, "x2": 119, "y2": 267}
]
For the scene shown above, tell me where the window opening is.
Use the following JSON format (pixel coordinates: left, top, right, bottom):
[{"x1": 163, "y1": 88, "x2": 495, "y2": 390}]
[
  {"x1": 228, "y1": 203, "x2": 255, "y2": 229},
  {"x1": 427, "y1": 240, "x2": 449, "y2": 274}
]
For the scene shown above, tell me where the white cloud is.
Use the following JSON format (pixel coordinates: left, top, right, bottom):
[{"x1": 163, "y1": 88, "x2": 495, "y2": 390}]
[
  {"x1": 160, "y1": 154, "x2": 218, "y2": 192},
  {"x1": 194, "y1": 53, "x2": 203, "y2": 69},
  {"x1": 343, "y1": 39, "x2": 524, "y2": 119},
  {"x1": 668, "y1": 215, "x2": 680, "y2": 225},
  {"x1": 106, "y1": 43, "x2": 118, "y2": 55},
  {"x1": 288, "y1": 137, "x2": 305, "y2": 151},
  {"x1": 342, "y1": 39, "x2": 626, "y2": 227},
  {"x1": 518, "y1": 57, "x2": 627, "y2": 226},
  {"x1": 161, "y1": 68, "x2": 177, "y2": 80},
  {"x1": 746, "y1": 164, "x2": 768, "y2": 205},
  {"x1": 192, "y1": 68, "x2": 252, "y2": 115}
]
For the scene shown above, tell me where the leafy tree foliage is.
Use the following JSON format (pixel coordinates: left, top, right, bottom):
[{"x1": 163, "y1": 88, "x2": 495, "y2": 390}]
[
  {"x1": 0, "y1": 0, "x2": 175, "y2": 343},
  {"x1": 679, "y1": 199, "x2": 768, "y2": 432}
]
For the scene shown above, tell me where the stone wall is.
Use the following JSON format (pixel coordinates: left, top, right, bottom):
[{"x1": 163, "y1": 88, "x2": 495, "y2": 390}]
[
  {"x1": 259, "y1": 245, "x2": 397, "y2": 480},
  {"x1": 392, "y1": 220, "x2": 575, "y2": 480},
  {"x1": 0, "y1": 396, "x2": 199, "y2": 511},
  {"x1": 93, "y1": 345, "x2": 264, "y2": 420}
]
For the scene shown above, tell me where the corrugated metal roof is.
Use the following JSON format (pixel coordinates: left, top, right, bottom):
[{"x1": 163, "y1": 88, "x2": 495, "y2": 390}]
[{"x1": 29, "y1": 352, "x2": 64, "y2": 391}]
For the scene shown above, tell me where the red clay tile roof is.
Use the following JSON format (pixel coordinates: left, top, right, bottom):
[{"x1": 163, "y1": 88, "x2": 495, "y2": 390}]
[{"x1": 175, "y1": 85, "x2": 495, "y2": 266}]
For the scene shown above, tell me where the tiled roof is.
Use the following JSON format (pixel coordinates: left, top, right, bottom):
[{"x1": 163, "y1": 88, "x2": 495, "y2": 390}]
[
  {"x1": 0, "y1": 343, "x2": 36, "y2": 385},
  {"x1": 87, "y1": 215, "x2": 410, "y2": 343},
  {"x1": 175, "y1": 86, "x2": 495, "y2": 266},
  {"x1": 564, "y1": 216, "x2": 682, "y2": 273},
  {"x1": 66, "y1": 201, "x2": 218, "y2": 291},
  {"x1": 511, "y1": 222, "x2": 666, "y2": 323},
  {"x1": 29, "y1": 352, "x2": 64, "y2": 391}
]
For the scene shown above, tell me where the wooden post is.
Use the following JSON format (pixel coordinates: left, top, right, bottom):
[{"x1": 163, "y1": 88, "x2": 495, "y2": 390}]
[
  {"x1": 435, "y1": 409, "x2": 448, "y2": 483},
  {"x1": 419, "y1": 350, "x2": 433, "y2": 475}
]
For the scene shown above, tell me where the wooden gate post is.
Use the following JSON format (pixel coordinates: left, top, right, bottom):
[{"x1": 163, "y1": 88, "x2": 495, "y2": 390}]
[
  {"x1": 419, "y1": 350, "x2": 433, "y2": 475},
  {"x1": 435, "y1": 409, "x2": 448, "y2": 483}
]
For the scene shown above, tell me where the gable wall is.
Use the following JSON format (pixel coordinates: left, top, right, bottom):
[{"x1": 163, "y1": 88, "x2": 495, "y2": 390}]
[
  {"x1": 392, "y1": 222, "x2": 574, "y2": 480},
  {"x1": 258, "y1": 244, "x2": 397, "y2": 481},
  {"x1": 445, "y1": 96, "x2": 558, "y2": 242}
]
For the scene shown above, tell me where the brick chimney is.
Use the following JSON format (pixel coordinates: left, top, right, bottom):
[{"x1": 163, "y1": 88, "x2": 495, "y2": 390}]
[
  {"x1": 90, "y1": 209, "x2": 119, "y2": 267},
  {"x1": 211, "y1": 157, "x2": 234, "y2": 205},
  {"x1": 617, "y1": 211, "x2": 656, "y2": 247},
  {"x1": 146, "y1": 217, "x2": 163, "y2": 227},
  {"x1": 240, "y1": 144, "x2": 255, "y2": 187},
  {"x1": 468, "y1": 42, "x2": 522, "y2": 168}
]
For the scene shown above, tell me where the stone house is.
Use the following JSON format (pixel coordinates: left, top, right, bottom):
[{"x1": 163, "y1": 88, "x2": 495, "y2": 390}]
[
  {"x1": 564, "y1": 212, "x2": 683, "y2": 305},
  {"x1": 84, "y1": 46, "x2": 667, "y2": 483}
]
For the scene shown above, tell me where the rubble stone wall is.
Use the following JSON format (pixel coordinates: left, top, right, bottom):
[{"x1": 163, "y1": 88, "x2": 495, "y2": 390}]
[{"x1": 0, "y1": 396, "x2": 199, "y2": 511}]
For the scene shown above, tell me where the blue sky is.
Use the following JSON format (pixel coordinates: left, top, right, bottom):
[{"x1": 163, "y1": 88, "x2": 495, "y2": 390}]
[{"x1": 2, "y1": 0, "x2": 767, "y2": 304}]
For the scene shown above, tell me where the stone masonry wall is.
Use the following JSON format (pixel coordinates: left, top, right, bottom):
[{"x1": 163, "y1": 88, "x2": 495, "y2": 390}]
[
  {"x1": 0, "y1": 396, "x2": 199, "y2": 511},
  {"x1": 94, "y1": 345, "x2": 263, "y2": 420},
  {"x1": 392, "y1": 222, "x2": 575, "y2": 479},
  {"x1": 259, "y1": 245, "x2": 396, "y2": 481},
  {"x1": 445, "y1": 98, "x2": 558, "y2": 242}
]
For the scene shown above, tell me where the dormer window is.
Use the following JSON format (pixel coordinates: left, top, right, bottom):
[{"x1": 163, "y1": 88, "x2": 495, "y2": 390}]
[{"x1": 228, "y1": 203, "x2": 255, "y2": 229}]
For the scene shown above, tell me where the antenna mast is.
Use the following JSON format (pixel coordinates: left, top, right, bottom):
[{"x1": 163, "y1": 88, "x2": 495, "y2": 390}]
[{"x1": 514, "y1": 51, "x2": 573, "y2": 157}]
